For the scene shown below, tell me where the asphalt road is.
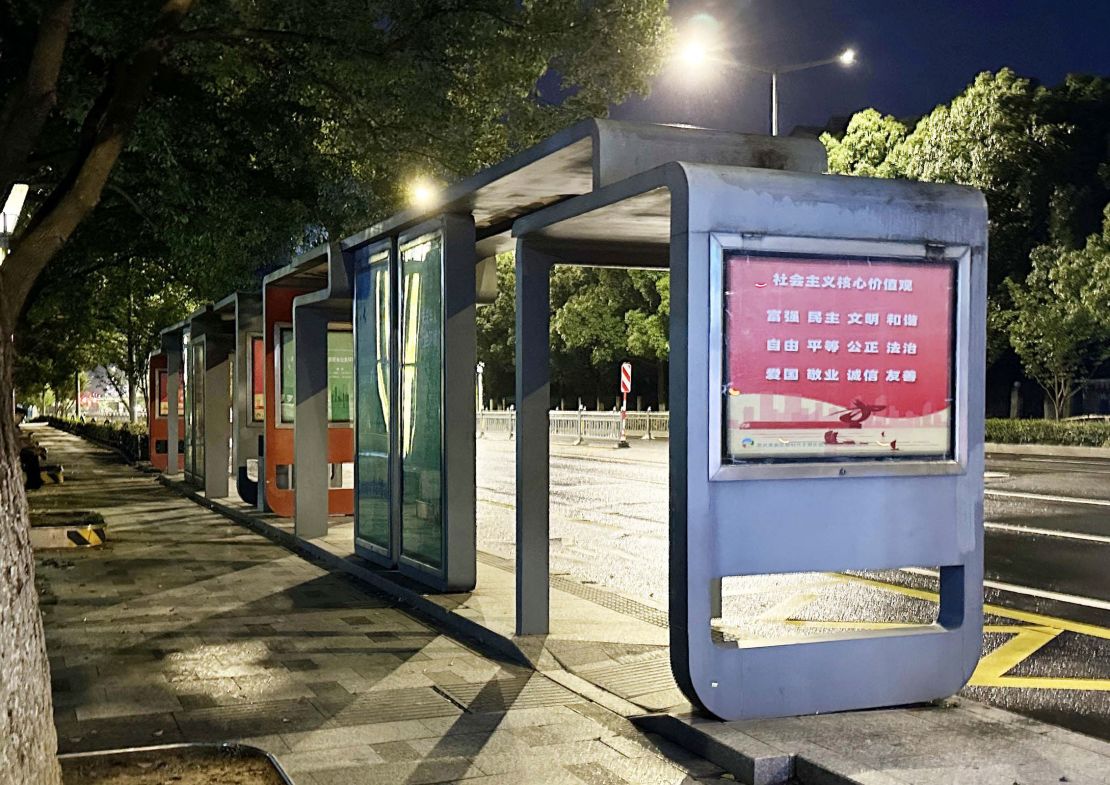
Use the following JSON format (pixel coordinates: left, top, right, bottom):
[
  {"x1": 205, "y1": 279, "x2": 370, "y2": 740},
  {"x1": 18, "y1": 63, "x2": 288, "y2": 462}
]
[{"x1": 474, "y1": 437, "x2": 1110, "y2": 741}]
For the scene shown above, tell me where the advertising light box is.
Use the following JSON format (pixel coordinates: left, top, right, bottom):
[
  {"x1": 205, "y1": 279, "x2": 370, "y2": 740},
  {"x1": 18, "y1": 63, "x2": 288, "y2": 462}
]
[{"x1": 723, "y1": 251, "x2": 955, "y2": 463}]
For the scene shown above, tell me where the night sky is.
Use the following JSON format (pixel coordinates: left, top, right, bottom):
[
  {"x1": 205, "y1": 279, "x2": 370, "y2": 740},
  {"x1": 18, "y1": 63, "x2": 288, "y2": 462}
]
[{"x1": 610, "y1": 0, "x2": 1110, "y2": 135}]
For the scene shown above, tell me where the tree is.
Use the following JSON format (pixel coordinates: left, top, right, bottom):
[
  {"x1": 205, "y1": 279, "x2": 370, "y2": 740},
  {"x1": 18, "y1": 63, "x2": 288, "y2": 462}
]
[
  {"x1": 821, "y1": 108, "x2": 907, "y2": 178},
  {"x1": 821, "y1": 72, "x2": 1110, "y2": 417},
  {"x1": 475, "y1": 255, "x2": 516, "y2": 407},
  {"x1": 1008, "y1": 211, "x2": 1110, "y2": 418},
  {"x1": 554, "y1": 267, "x2": 670, "y2": 407},
  {"x1": 0, "y1": 2, "x2": 671, "y2": 780},
  {"x1": 623, "y1": 271, "x2": 669, "y2": 405}
]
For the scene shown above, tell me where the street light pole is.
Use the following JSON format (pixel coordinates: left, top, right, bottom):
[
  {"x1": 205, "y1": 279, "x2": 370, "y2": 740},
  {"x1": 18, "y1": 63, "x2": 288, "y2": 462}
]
[
  {"x1": 764, "y1": 50, "x2": 856, "y2": 136},
  {"x1": 675, "y1": 34, "x2": 856, "y2": 136},
  {"x1": 771, "y1": 71, "x2": 779, "y2": 136}
]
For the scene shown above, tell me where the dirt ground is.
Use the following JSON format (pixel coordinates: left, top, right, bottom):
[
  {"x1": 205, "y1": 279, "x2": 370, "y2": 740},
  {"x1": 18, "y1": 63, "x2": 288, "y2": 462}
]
[{"x1": 60, "y1": 748, "x2": 286, "y2": 785}]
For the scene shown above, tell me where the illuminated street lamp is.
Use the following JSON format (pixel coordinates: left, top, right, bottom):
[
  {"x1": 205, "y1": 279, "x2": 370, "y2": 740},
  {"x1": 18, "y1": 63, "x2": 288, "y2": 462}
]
[
  {"x1": 0, "y1": 183, "x2": 29, "y2": 265},
  {"x1": 408, "y1": 178, "x2": 439, "y2": 211},
  {"x1": 765, "y1": 49, "x2": 857, "y2": 136},
  {"x1": 673, "y1": 21, "x2": 857, "y2": 136}
]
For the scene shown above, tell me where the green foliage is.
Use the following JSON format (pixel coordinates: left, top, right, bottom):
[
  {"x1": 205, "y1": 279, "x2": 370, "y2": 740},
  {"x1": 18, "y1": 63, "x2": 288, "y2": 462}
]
[
  {"x1": 824, "y1": 70, "x2": 1110, "y2": 288},
  {"x1": 985, "y1": 418, "x2": 1110, "y2": 448},
  {"x1": 474, "y1": 257, "x2": 671, "y2": 407},
  {"x1": 41, "y1": 416, "x2": 148, "y2": 462},
  {"x1": 823, "y1": 70, "x2": 1110, "y2": 398},
  {"x1": 1007, "y1": 209, "x2": 1110, "y2": 418},
  {"x1": 821, "y1": 109, "x2": 907, "y2": 177},
  {"x1": 475, "y1": 254, "x2": 517, "y2": 405},
  {"x1": 5, "y1": 0, "x2": 672, "y2": 406}
]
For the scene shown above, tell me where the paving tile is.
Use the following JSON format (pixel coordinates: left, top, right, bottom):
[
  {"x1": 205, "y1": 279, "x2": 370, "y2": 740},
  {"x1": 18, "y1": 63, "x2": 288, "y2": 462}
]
[
  {"x1": 311, "y1": 757, "x2": 482, "y2": 785},
  {"x1": 34, "y1": 428, "x2": 714, "y2": 785},
  {"x1": 281, "y1": 720, "x2": 437, "y2": 751}
]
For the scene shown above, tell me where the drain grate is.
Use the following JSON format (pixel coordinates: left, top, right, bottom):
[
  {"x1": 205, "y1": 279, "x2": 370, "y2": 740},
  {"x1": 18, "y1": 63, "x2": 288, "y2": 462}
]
[
  {"x1": 435, "y1": 674, "x2": 581, "y2": 713},
  {"x1": 477, "y1": 552, "x2": 669, "y2": 629}
]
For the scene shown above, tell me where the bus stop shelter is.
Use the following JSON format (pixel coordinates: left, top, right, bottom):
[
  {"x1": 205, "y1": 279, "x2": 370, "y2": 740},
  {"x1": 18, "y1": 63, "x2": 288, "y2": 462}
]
[
  {"x1": 151, "y1": 119, "x2": 985, "y2": 721},
  {"x1": 508, "y1": 161, "x2": 986, "y2": 719}
]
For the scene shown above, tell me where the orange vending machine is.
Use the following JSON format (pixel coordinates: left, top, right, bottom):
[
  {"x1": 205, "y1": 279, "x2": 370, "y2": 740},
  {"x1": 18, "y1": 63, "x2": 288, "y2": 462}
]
[
  {"x1": 263, "y1": 284, "x2": 355, "y2": 518},
  {"x1": 147, "y1": 352, "x2": 184, "y2": 471}
]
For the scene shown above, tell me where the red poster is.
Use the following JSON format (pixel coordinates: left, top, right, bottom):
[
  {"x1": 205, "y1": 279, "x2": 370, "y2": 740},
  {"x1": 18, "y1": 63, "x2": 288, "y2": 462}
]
[
  {"x1": 724, "y1": 253, "x2": 955, "y2": 461},
  {"x1": 158, "y1": 370, "x2": 169, "y2": 417},
  {"x1": 251, "y1": 336, "x2": 265, "y2": 422}
]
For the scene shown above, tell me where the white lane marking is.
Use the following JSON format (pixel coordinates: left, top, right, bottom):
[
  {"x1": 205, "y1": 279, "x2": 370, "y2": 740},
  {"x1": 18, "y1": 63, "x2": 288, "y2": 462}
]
[
  {"x1": 1016, "y1": 457, "x2": 1110, "y2": 467},
  {"x1": 985, "y1": 521, "x2": 1110, "y2": 545},
  {"x1": 901, "y1": 567, "x2": 1110, "y2": 612},
  {"x1": 985, "y1": 489, "x2": 1110, "y2": 508}
]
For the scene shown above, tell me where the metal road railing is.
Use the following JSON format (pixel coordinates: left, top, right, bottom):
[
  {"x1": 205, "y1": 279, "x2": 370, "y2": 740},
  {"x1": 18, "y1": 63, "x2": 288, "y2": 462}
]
[{"x1": 477, "y1": 410, "x2": 669, "y2": 444}]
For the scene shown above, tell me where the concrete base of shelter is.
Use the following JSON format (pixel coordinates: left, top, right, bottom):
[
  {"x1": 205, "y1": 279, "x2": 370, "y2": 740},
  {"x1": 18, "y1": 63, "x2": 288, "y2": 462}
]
[{"x1": 160, "y1": 478, "x2": 1110, "y2": 785}]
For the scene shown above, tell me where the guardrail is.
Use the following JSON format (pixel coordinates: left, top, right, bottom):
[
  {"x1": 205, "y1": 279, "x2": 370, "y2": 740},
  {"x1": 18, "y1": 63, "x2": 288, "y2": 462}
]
[{"x1": 477, "y1": 410, "x2": 669, "y2": 444}]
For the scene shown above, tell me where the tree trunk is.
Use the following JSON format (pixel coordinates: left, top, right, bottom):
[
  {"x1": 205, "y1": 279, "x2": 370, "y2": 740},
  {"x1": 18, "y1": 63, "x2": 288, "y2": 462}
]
[
  {"x1": 657, "y1": 358, "x2": 667, "y2": 410},
  {"x1": 128, "y1": 372, "x2": 137, "y2": 423},
  {"x1": 0, "y1": 327, "x2": 62, "y2": 785}
]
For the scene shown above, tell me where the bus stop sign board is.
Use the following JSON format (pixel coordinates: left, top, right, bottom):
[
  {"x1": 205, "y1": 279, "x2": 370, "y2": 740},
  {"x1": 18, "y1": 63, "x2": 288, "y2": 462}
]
[{"x1": 670, "y1": 165, "x2": 987, "y2": 721}]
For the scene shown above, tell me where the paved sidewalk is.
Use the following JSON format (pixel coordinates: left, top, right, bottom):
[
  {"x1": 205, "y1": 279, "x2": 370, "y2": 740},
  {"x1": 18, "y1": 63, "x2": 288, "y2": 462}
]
[{"x1": 30, "y1": 426, "x2": 725, "y2": 784}]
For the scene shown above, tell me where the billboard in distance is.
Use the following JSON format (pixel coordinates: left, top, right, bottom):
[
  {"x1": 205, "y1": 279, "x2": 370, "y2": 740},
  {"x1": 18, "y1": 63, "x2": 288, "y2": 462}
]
[{"x1": 723, "y1": 252, "x2": 956, "y2": 462}]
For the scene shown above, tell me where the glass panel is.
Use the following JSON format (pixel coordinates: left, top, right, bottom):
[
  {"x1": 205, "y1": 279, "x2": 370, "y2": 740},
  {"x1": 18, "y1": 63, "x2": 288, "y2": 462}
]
[
  {"x1": 279, "y1": 327, "x2": 295, "y2": 423},
  {"x1": 191, "y1": 339, "x2": 206, "y2": 477},
  {"x1": 327, "y1": 330, "x2": 354, "y2": 423},
  {"x1": 183, "y1": 336, "x2": 193, "y2": 474},
  {"x1": 250, "y1": 336, "x2": 265, "y2": 423},
  {"x1": 400, "y1": 233, "x2": 443, "y2": 570},
  {"x1": 157, "y1": 369, "x2": 168, "y2": 418},
  {"x1": 355, "y1": 252, "x2": 391, "y2": 550}
]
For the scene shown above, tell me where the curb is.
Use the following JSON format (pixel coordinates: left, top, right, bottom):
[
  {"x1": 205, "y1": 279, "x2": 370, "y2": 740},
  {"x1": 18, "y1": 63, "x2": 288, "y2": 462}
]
[
  {"x1": 986, "y1": 441, "x2": 1110, "y2": 458},
  {"x1": 634, "y1": 714, "x2": 795, "y2": 785},
  {"x1": 156, "y1": 476, "x2": 534, "y2": 669},
  {"x1": 634, "y1": 713, "x2": 903, "y2": 785},
  {"x1": 30, "y1": 523, "x2": 107, "y2": 549}
]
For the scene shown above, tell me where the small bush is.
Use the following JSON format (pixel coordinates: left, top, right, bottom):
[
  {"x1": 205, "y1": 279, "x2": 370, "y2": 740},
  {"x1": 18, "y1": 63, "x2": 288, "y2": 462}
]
[
  {"x1": 37, "y1": 417, "x2": 149, "y2": 463},
  {"x1": 985, "y1": 418, "x2": 1110, "y2": 448}
]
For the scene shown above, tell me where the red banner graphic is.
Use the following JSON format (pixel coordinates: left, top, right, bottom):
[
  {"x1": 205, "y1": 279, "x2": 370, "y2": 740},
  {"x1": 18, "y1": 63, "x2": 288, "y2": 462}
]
[{"x1": 723, "y1": 252, "x2": 955, "y2": 460}]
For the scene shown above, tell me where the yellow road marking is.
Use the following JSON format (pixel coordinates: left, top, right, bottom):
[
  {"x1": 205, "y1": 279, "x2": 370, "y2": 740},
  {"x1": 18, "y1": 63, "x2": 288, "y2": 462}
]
[
  {"x1": 973, "y1": 625, "x2": 1061, "y2": 680},
  {"x1": 758, "y1": 593, "x2": 819, "y2": 622},
  {"x1": 839, "y1": 573, "x2": 1110, "y2": 641},
  {"x1": 782, "y1": 619, "x2": 929, "y2": 631},
  {"x1": 760, "y1": 576, "x2": 1110, "y2": 692}
]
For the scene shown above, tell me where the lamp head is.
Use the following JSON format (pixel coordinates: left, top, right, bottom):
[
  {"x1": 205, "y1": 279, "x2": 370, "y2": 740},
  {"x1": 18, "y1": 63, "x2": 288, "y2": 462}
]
[{"x1": 408, "y1": 178, "x2": 439, "y2": 210}]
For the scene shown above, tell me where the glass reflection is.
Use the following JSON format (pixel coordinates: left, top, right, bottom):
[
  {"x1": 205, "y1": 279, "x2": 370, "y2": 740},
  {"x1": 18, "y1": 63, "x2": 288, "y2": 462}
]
[
  {"x1": 355, "y1": 251, "x2": 391, "y2": 550},
  {"x1": 400, "y1": 233, "x2": 443, "y2": 569}
]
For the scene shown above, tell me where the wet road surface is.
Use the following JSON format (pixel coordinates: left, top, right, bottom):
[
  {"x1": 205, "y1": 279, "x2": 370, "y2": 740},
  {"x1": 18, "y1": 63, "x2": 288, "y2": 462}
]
[{"x1": 475, "y1": 438, "x2": 1110, "y2": 741}]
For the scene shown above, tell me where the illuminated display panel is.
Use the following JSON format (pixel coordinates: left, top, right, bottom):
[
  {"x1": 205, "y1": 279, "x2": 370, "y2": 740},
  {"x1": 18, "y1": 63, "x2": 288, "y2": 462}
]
[
  {"x1": 155, "y1": 369, "x2": 184, "y2": 418},
  {"x1": 723, "y1": 252, "x2": 956, "y2": 463},
  {"x1": 250, "y1": 336, "x2": 265, "y2": 423},
  {"x1": 157, "y1": 369, "x2": 168, "y2": 417},
  {"x1": 327, "y1": 330, "x2": 354, "y2": 423},
  {"x1": 277, "y1": 326, "x2": 354, "y2": 424}
]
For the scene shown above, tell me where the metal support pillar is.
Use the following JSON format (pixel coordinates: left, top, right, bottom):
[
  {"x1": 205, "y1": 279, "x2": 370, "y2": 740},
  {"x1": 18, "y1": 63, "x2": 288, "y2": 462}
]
[
  {"x1": 203, "y1": 335, "x2": 232, "y2": 498},
  {"x1": 293, "y1": 305, "x2": 330, "y2": 539},
  {"x1": 514, "y1": 240, "x2": 552, "y2": 635},
  {"x1": 441, "y1": 213, "x2": 478, "y2": 590},
  {"x1": 232, "y1": 295, "x2": 263, "y2": 506}
]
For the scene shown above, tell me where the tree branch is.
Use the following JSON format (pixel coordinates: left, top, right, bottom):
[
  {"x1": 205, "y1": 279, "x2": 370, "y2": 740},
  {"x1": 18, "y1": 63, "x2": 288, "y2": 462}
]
[
  {"x1": 0, "y1": 0, "x2": 197, "y2": 332},
  {"x1": 0, "y1": 0, "x2": 75, "y2": 202}
]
